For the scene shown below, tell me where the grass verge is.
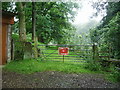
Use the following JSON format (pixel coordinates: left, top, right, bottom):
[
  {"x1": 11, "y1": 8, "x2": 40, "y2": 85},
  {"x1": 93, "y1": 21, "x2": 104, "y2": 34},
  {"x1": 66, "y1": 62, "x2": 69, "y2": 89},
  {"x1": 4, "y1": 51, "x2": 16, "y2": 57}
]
[{"x1": 3, "y1": 59, "x2": 96, "y2": 74}]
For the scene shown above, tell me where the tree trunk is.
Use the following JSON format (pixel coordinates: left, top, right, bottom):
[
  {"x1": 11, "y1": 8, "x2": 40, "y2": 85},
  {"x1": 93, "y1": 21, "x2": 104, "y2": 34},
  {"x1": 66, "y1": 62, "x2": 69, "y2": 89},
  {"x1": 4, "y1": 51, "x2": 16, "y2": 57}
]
[
  {"x1": 32, "y1": 2, "x2": 38, "y2": 58},
  {"x1": 32, "y1": 2, "x2": 36, "y2": 41},
  {"x1": 17, "y1": 2, "x2": 26, "y2": 41}
]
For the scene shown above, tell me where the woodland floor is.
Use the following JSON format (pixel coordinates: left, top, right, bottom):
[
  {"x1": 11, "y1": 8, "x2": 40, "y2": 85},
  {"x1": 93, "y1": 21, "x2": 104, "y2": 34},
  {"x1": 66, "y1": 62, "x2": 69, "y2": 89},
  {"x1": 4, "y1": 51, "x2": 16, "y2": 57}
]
[{"x1": 2, "y1": 69, "x2": 120, "y2": 88}]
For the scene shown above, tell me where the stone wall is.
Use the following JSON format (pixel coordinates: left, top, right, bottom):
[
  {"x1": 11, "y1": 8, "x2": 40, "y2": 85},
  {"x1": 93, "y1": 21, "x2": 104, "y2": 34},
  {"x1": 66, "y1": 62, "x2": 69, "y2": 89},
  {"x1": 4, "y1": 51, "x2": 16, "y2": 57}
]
[
  {"x1": 13, "y1": 41, "x2": 33, "y2": 60},
  {"x1": 7, "y1": 24, "x2": 12, "y2": 62}
]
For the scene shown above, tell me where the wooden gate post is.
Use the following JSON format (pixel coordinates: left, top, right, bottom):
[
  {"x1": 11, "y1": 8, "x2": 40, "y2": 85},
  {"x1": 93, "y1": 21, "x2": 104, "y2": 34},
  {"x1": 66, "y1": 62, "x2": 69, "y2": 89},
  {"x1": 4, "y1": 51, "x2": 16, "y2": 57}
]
[{"x1": 92, "y1": 43, "x2": 99, "y2": 61}]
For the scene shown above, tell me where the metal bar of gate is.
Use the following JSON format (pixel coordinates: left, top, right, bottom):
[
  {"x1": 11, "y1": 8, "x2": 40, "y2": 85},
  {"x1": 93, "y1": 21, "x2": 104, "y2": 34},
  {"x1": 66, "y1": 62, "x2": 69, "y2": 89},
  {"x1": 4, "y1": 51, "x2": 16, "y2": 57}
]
[
  {"x1": 43, "y1": 53, "x2": 92, "y2": 55},
  {"x1": 46, "y1": 60, "x2": 87, "y2": 62},
  {"x1": 46, "y1": 58, "x2": 86, "y2": 60},
  {"x1": 38, "y1": 44, "x2": 92, "y2": 46},
  {"x1": 46, "y1": 56, "x2": 91, "y2": 57},
  {"x1": 40, "y1": 49, "x2": 91, "y2": 51}
]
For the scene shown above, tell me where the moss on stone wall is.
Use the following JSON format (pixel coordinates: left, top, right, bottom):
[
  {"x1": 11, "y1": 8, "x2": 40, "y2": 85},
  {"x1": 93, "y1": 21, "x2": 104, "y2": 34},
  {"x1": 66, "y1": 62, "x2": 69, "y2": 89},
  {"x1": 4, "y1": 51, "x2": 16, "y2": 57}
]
[{"x1": 14, "y1": 41, "x2": 33, "y2": 60}]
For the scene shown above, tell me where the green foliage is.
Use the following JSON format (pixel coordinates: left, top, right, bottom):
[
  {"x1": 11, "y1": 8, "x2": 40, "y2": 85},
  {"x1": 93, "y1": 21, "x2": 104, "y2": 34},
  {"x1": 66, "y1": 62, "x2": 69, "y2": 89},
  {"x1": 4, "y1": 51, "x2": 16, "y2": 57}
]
[
  {"x1": 105, "y1": 65, "x2": 120, "y2": 82},
  {"x1": 12, "y1": 21, "x2": 19, "y2": 34},
  {"x1": 106, "y1": 12, "x2": 120, "y2": 58},
  {"x1": 26, "y1": 34, "x2": 32, "y2": 42},
  {"x1": 12, "y1": 33, "x2": 19, "y2": 41},
  {"x1": 109, "y1": 70, "x2": 120, "y2": 82},
  {"x1": 2, "y1": 2, "x2": 16, "y2": 12},
  {"x1": 90, "y1": 2, "x2": 120, "y2": 59},
  {"x1": 90, "y1": 28, "x2": 99, "y2": 43},
  {"x1": 85, "y1": 59, "x2": 102, "y2": 71},
  {"x1": 2, "y1": 2, "x2": 78, "y2": 44},
  {"x1": 101, "y1": 2, "x2": 120, "y2": 27},
  {"x1": 12, "y1": 33, "x2": 32, "y2": 42},
  {"x1": 25, "y1": 2, "x2": 78, "y2": 44},
  {"x1": 101, "y1": 12, "x2": 120, "y2": 58}
]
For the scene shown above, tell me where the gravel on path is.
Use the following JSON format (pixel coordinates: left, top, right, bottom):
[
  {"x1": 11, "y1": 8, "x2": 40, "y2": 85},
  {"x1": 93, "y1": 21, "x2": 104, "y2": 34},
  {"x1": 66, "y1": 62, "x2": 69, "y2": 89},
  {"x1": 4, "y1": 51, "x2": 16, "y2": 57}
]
[{"x1": 2, "y1": 70, "x2": 120, "y2": 88}]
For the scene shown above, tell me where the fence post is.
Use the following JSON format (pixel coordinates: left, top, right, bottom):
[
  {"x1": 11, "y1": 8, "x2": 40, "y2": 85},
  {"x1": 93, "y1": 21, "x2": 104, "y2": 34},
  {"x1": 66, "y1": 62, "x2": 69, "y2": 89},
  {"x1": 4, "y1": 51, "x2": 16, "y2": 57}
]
[
  {"x1": 33, "y1": 36, "x2": 38, "y2": 58},
  {"x1": 108, "y1": 46, "x2": 111, "y2": 61},
  {"x1": 92, "y1": 43, "x2": 99, "y2": 61}
]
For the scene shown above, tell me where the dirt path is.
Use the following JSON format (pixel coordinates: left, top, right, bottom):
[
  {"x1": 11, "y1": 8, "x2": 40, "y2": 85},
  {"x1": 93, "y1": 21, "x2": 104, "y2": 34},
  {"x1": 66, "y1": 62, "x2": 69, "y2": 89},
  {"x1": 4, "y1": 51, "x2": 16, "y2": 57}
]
[{"x1": 2, "y1": 70, "x2": 120, "y2": 88}]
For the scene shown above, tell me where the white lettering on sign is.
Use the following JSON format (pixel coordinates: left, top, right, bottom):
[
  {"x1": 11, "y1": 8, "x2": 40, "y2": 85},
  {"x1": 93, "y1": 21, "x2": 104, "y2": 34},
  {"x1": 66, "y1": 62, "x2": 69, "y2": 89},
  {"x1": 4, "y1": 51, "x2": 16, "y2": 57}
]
[{"x1": 58, "y1": 47, "x2": 69, "y2": 55}]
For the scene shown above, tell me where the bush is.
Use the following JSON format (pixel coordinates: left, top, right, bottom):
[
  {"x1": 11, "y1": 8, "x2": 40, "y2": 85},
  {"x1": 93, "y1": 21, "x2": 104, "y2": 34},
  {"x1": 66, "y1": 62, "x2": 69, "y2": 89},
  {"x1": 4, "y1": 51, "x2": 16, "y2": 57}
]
[
  {"x1": 85, "y1": 59, "x2": 120, "y2": 82},
  {"x1": 85, "y1": 60, "x2": 102, "y2": 71},
  {"x1": 110, "y1": 70, "x2": 120, "y2": 82},
  {"x1": 107, "y1": 65, "x2": 120, "y2": 82}
]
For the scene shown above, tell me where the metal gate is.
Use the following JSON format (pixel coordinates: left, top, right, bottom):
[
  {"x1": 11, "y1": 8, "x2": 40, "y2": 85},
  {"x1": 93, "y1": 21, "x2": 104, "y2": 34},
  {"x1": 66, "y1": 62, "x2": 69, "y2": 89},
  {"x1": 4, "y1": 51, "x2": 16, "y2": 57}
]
[{"x1": 38, "y1": 44, "x2": 93, "y2": 63}]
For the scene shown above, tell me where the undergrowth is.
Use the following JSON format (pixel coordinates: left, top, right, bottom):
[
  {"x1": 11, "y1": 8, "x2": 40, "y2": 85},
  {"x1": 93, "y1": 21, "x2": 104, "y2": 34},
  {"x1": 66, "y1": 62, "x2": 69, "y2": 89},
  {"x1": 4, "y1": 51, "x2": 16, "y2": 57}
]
[{"x1": 85, "y1": 59, "x2": 120, "y2": 82}]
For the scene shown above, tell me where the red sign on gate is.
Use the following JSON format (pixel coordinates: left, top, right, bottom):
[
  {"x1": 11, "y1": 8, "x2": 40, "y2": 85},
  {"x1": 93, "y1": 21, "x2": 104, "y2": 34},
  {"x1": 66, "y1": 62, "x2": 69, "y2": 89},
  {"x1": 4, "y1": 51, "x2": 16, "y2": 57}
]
[{"x1": 58, "y1": 47, "x2": 69, "y2": 55}]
